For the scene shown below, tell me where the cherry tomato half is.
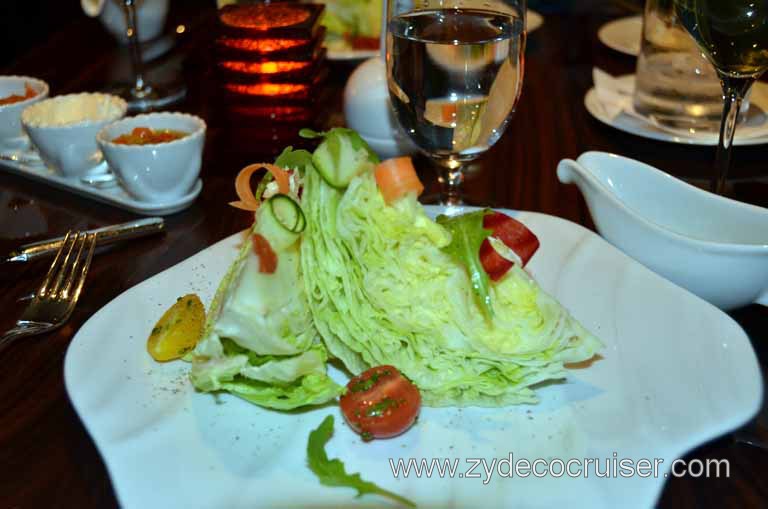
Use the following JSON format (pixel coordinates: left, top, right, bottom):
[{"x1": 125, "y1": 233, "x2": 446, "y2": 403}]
[{"x1": 340, "y1": 365, "x2": 421, "y2": 441}]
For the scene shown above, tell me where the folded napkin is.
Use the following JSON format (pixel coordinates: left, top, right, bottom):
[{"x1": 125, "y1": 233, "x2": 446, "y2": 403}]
[
  {"x1": 593, "y1": 68, "x2": 635, "y2": 121},
  {"x1": 592, "y1": 67, "x2": 767, "y2": 142}
]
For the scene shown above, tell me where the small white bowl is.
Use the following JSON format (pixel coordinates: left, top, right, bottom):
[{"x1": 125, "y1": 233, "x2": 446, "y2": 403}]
[
  {"x1": 557, "y1": 152, "x2": 768, "y2": 310},
  {"x1": 22, "y1": 93, "x2": 127, "y2": 177},
  {"x1": 97, "y1": 112, "x2": 206, "y2": 203},
  {"x1": 0, "y1": 76, "x2": 49, "y2": 144}
]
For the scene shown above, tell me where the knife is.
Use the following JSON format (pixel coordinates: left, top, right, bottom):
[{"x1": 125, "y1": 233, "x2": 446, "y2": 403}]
[{"x1": 4, "y1": 217, "x2": 165, "y2": 263}]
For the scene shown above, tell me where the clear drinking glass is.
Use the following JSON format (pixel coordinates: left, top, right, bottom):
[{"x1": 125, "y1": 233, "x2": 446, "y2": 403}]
[
  {"x1": 386, "y1": 0, "x2": 526, "y2": 206},
  {"x1": 633, "y1": 0, "x2": 727, "y2": 131},
  {"x1": 109, "y1": 0, "x2": 185, "y2": 112},
  {"x1": 672, "y1": 0, "x2": 768, "y2": 194}
]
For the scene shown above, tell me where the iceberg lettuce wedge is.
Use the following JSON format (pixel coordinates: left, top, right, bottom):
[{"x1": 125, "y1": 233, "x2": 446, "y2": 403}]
[
  {"x1": 190, "y1": 152, "x2": 342, "y2": 410},
  {"x1": 300, "y1": 147, "x2": 601, "y2": 407},
  {"x1": 191, "y1": 132, "x2": 600, "y2": 411}
]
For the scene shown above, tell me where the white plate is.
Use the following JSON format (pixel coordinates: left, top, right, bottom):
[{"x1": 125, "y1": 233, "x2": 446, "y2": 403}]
[
  {"x1": 326, "y1": 10, "x2": 543, "y2": 61},
  {"x1": 327, "y1": 47, "x2": 379, "y2": 61},
  {"x1": 64, "y1": 206, "x2": 762, "y2": 509},
  {"x1": 0, "y1": 157, "x2": 201, "y2": 216},
  {"x1": 585, "y1": 75, "x2": 768, "y2": 145},
  {"x1": 598, "y1": 15, "x2": 642, "y2": 56}
]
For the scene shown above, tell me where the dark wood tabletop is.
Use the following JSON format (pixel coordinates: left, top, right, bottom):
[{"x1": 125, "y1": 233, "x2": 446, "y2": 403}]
[{"x1": 1, "y1": 1, "x2": 766, "y2": 507}]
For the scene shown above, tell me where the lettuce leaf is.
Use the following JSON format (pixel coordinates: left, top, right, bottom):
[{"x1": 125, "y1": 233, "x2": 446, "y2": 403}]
[
  {"x1": 221, "y1": 373, "x2": 342, "y2": 411},
  {"x1": 210, "y1": 211, "x2": 314, "y2": 356},
  {"x1": 190, "y1": 155, "x2": 342, "y2": 410},
  {"x1": 239, "y1": 345, "x2": 330, "y2": 384}
]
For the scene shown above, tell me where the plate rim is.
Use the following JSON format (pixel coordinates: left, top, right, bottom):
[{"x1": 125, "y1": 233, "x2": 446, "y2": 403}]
[
  {"x1": 597, "y1": 15, "x2": 643, "y2": 56},
  {"x1": 584, "y1": 74, "x2": 768, "y2": 146}
]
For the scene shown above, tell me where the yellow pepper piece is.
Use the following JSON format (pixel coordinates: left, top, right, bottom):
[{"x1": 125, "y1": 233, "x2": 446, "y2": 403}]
[{"x1": 147, "y1": 294, "x2": 205, "y2": 362}]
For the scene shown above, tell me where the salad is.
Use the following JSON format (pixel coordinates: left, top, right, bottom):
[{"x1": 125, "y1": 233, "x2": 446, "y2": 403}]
[
  {"x1": 186, "y1": 127, "x2": 600, "y2": 410},
  {"x1": 317, "y1": 0, "x2": 382, "y2": 53},
  {"x1": 148, "y1": 127, "x2": 601, "y2": 505}
]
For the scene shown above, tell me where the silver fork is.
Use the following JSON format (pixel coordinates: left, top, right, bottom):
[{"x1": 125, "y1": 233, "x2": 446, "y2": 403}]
[{"x1": 0, "y1": 231, "x2": 97, "y2": 352}]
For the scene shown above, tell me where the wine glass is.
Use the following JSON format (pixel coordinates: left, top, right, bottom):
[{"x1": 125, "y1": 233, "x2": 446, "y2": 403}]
[
  {"x1": 673, "y1": 0, "x2": 768, "y2": 195},
  {"x1": 386, "y1": 0, "x2": 526, "y2": 206},
  {"x1": 109, "y1": 0, "x2": 185, "y2": 112}
]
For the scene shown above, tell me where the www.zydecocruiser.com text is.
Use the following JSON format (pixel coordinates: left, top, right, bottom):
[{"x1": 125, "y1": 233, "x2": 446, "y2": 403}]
[{"x1": 389, "y1": 453, "x2": 730, "y2": 484}]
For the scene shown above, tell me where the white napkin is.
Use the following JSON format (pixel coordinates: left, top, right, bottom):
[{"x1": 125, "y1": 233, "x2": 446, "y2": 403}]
[
  {"x1": 592, "y1": 68, "x2": 636, "y2": 121},
  {"x1": 592, "y1": 67, "x2": 767, "y2": 142}
]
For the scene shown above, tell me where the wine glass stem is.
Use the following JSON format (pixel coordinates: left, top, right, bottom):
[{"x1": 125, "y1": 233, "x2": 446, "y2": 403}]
[
  {"x1": 123, "y1": 0, "x2": 148, "y2": 95},
  {"x1": 713, "y1": 76, "x2": 753, "y2": 195},
  {"x1": 436, "y1": 160, "x2": 464, "y2": 207}
]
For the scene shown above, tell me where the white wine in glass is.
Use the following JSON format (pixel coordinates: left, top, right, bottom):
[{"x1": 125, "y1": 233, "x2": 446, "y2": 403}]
[
  {"x1": 674, "y1": 0, "x2": 768, "y2": 194},
  {"x1": 386, "y1": 0, "x2": 526, "y2": 206}
]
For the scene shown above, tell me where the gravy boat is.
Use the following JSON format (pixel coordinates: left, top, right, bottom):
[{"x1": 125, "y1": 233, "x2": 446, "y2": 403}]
[{"x1": 557, "y1": 152, "x2": 768, "y2": 310}]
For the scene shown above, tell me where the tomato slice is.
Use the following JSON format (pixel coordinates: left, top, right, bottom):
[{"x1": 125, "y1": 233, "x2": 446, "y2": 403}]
[
  {"x1": 146, "y1": 294, "x2": 205, "y2": 362},
  {"x1": 340, "y1": 365, "x2": 421, "y2": 441},
  {"x1": 479, "y1": 239, "x2": 512, "y2": 281},
  {"x1": 252, "y1": 233, "x2": 277, "y2": 273},
  {"x1": 480, "y1": 211, "x2": 540, "y2": 281}
]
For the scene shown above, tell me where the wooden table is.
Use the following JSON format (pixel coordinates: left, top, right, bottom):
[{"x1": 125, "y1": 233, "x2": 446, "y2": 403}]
[{"x1": 1, "y1": 1, "x2": 766, "y2": 507}]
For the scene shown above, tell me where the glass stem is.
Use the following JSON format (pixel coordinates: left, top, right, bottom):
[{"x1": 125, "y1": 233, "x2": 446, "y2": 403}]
[
  {"x1": 123, "y1": 0, "x2": 148, "y2": 96},
  {"x1": 435, "y1": 158, "x2": 464, "y2": 207},
  {"x1": 713, "y1": 76, "x2": 753, "y2": 195}
]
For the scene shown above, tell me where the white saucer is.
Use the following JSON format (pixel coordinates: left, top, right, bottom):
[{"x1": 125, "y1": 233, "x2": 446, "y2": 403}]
[
  {"x1": 585, "y1": 74, "x2": 768, "y2": 146},
  {"x1": 598, "y1": 15, "x2": 642, "y2": 56},
  {"x1": 0, "y1": 135, "x2": 43, "y2": 164}
]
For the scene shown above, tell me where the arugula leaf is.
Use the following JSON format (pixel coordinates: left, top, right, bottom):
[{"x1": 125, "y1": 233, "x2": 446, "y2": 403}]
[
  {"x1": 275, "y1": 146, "x2": 313, "y2": 176},
  {"x1": 298, "y1": 128, "x2": 324, "y2": 139},
  {"x1": 436, "y1": 210, "x2": 494, "y2": 319},
  {"x1": 307, "y1": 415, "x2": 416, "y2": 508}
]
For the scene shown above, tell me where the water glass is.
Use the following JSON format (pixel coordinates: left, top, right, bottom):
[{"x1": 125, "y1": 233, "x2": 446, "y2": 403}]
[{"x1": 633, "y1": 0, "x2": 747, "y2": 131}]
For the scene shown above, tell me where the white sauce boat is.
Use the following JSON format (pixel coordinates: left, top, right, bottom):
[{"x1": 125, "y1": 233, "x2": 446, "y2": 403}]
[{"x1": 557, "y1": 152, "x2": 768, "y2": 310}]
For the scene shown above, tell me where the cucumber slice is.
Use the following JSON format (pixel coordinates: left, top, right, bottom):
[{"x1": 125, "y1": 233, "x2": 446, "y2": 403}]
[
  {"x1": 310, "y1": 129, "x2": 379, "y2": 189},
  {"x1": 269, "y1": 194, "x2": 306, "y2": 233},
  {"x1": 257, "y1": 194, "x2": 305, "y2": 251}
]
